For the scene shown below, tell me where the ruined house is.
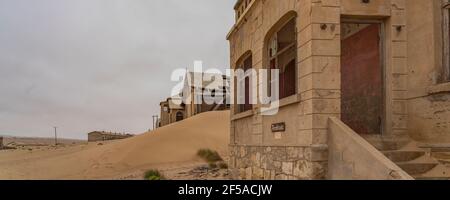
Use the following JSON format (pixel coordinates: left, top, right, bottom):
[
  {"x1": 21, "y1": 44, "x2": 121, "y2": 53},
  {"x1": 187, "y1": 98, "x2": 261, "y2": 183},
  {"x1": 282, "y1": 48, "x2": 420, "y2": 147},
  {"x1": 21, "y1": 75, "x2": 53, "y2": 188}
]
[
  {"x1": 87, "y1": 131, "x2": 133, "y2": 142},
  {"x1": 158, "y1": 72, "x2": 231, "y2": 127},
  {"x1": 228, "y1": 0, "x2": 450, "y2": 180},
  {"x1": 159, "y1": 97, "x2": 186, "y2": 127},
  {"x1": 183, "y1": 72, "x2": 231, "y2": 118}
]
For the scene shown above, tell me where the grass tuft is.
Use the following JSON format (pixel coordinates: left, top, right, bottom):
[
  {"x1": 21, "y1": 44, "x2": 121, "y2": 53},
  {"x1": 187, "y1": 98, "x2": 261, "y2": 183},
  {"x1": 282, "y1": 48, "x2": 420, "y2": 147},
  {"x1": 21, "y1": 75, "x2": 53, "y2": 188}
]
[
  {"x1": 144, "y1": 169, "x2": 165, "y2": 180},
  {"x1": 197, "y1": 149, "x2": 223, "y2": 163}
]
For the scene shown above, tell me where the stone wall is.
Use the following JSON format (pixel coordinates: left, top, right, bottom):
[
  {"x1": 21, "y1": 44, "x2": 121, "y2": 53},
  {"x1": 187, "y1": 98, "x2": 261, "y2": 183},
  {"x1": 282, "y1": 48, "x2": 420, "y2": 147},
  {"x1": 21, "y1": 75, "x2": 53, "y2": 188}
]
[
  {"x1": 327, "y1": 117, "x2": 413, "y2": 180},
  {"x1": 229, "y1": 144, "x2": 327, "y2": 180}
]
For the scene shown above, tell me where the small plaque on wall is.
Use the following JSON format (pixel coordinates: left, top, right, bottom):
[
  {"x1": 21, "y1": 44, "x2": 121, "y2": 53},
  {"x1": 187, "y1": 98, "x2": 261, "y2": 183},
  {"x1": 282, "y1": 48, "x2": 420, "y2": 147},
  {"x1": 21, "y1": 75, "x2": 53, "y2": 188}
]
[{"x1": 271, "y1": 122, "x2": 286, "y2": 132}]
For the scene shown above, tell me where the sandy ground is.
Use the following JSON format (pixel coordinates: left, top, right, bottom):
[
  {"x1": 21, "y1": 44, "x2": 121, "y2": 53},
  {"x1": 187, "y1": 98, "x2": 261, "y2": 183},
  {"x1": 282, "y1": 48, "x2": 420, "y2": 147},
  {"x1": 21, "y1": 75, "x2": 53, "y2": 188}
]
[{"x1": 0, "y1": 111, "x2": 230, "y2": 180}]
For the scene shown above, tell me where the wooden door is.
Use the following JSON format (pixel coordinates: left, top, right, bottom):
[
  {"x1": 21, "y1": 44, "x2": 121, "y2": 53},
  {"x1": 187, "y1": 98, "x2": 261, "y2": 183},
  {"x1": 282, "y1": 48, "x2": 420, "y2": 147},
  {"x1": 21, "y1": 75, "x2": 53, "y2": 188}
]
[{"x1": 341, "y1": 23, "x2": 384, "y2": 135}]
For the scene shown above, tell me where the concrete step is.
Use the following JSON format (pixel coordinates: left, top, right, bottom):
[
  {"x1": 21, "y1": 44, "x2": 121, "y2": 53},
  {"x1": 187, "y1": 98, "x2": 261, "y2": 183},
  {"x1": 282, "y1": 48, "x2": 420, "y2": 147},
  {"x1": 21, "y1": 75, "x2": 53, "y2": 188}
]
[
  {"x1": 367, "y1": 139, "x2": 411, "y2": 151},
  {"x1": 396, "y1": 162, "x2": 438, "y2": 175},
  {"x1": 432, "y1": 152, "x2": 450, "y2": 160},
  {"x1": 412, "y1": 165, "x2": 450, "y2": 180},
  {"x1": 383, "y1": 151, "x2": 425, "y2": 163},
  {"x1": 414, "y1": 176, "x2": 450, "y2": 180}
]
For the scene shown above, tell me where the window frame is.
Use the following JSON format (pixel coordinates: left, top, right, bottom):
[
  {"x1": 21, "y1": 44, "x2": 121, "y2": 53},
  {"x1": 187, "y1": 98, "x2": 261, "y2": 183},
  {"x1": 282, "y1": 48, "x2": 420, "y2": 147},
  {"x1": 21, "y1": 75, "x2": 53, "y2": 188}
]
[
  {"x1": 442, "y1": 0, "x2": 450, "y2": 81},
  {"x1": 235, "y1": 52, "x2": 253, "y2": 114},
  {"x1": 266, "y1": 16, "x2": 298, "y2": 100}
]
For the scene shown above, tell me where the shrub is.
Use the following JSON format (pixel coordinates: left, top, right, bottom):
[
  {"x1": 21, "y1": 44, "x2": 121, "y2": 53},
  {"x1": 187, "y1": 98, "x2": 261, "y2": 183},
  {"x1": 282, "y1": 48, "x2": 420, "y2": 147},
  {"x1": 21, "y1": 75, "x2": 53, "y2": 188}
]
[
  {"x1": 208, "y1": 162, "x2": 218, "y2": 169},
  {"x1": 218, "y1": 162, "x2": 228, "y2": 169},
  {"x1": 197, "y1": 149, "x2": 223, "y2": 163},
  {"x1": 144, "y1": 170, "x2": 165, "y2": 180}
]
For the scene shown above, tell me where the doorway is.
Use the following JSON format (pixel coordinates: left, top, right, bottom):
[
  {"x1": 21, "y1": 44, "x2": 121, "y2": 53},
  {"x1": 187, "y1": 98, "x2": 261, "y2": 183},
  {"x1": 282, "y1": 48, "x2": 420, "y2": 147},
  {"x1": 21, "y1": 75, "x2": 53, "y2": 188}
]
[
  {"x1": 341, "y1": 21, "x2": 384, "y2": 135},
  {"x1": 176, "y1": 112, "x2": 184, "y2": 122}
]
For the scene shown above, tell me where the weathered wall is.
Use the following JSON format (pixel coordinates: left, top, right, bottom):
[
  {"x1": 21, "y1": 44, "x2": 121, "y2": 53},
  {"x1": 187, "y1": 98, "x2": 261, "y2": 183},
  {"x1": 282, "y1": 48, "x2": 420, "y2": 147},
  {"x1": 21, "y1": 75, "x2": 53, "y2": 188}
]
[
  {"x1": 408, "y1": 84, "x2": 450, "y2": 143},
  {"x1": 407, "y1": 0, "x2": 450, "y2": 143},
  {"x1": 160, "y1": 102, "x2": 170, "y2": 127},
  {"x1": 229, "y1": 145, "x2": 327, "y2": 180},
  {"x1": 327, "y1": 117, "x2": 413, "y2": 180},
  {"x1": 228, "y1": 0, "x2": 336, "y2": 180},
  {"x1": 88, "y1": 132, "x2": 132, "y2": 142},
  {"x1": 228, "y1": 0, "x2": 413, "y2": 180}
]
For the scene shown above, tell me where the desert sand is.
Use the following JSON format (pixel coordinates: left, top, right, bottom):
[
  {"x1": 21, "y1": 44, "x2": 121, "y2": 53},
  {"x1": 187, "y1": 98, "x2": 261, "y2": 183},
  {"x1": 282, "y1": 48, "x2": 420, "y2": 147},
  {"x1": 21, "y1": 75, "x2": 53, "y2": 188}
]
[{"x1": 0, "y1": 111, "x2": 230, "y2": 180}]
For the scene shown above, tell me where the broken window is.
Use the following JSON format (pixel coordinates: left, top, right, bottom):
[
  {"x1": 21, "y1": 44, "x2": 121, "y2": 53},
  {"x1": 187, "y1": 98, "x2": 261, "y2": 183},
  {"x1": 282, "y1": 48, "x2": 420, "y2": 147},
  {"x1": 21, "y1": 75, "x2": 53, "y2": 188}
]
[
  {"x1": 443, "y1": 0, "x2": 450, "y2": 81},
  {"x1": 267, "y1": 17, "x2": 297, "y2": 99},
  {"x1": 236, "y1": 53, "x2": 253, "y2": 113}
]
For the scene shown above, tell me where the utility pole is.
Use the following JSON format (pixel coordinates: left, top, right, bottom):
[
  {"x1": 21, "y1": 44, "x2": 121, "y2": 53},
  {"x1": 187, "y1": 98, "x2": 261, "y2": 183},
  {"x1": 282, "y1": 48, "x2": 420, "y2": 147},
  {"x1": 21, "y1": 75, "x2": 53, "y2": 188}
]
[
  {"x1": 53, "y1": 126, "x2": 58, "y2": 146},
  {"x1": 152, "y1": 115, "x2": 158, "y2": 130}
]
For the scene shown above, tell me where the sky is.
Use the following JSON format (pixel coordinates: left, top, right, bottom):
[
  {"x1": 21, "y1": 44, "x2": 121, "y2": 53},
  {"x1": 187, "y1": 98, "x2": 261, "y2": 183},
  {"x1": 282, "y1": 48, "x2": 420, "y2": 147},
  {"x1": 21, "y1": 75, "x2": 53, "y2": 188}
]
[{"x1": 0, "y1": 0, "x2": 235, "y2": 139}]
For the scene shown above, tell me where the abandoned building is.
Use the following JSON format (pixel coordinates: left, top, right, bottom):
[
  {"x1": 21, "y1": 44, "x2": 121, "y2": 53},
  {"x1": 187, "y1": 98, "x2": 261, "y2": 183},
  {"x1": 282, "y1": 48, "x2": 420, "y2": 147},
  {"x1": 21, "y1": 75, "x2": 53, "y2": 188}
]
[
  {"x1": 159, "y1": 97, "x2": 186, "y2": 127},
  {"x1": 228, "y1": 0, "x2": 450, "y2": 180},
  {"x1": 87, "y1": 131, "x2": 133, "y2": 142},
  {"x1": 183, "y1": 72, "x2": 231, "y2": 117},
  {"x1": 159, "y1": 72, "x2": 230, "y2": 127}
]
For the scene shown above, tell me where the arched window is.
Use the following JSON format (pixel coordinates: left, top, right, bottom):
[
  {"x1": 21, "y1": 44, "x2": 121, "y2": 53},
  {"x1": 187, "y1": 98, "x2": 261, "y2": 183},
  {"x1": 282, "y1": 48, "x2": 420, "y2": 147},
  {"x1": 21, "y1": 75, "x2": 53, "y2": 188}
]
[
  {"x1": 176, "y1": 112, "x2": 184, "y2": 122},
  {"x1": 235, "y1": 52, "x2": 253, "y2": 113},
  {"x1": 266, "y1": 14, "x2": 297, "y2": 99}
]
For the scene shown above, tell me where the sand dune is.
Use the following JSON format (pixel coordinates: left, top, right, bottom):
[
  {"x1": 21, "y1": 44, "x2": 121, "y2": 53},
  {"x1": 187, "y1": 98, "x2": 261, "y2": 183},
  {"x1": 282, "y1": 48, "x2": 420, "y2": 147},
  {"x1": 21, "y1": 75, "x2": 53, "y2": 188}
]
[{"x1": 0, "y1": 111, "x2": 230, "y2": 180}]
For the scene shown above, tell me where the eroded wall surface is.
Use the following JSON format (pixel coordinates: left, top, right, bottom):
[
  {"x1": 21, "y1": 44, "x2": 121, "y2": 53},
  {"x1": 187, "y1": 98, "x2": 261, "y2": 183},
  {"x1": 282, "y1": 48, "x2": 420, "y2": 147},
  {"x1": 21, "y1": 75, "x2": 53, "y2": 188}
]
[
  {"x1": 228, "y1": 0, "x2": 417, "y2": 180},
  {"x1": 407, "y1": 0, "x2": 450, "y2": 143}
]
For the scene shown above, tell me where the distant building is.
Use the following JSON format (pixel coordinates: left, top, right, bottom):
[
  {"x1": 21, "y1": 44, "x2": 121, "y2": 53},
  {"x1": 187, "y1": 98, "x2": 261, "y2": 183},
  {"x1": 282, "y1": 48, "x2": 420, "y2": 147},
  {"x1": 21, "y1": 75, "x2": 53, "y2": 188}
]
[
  {"x1": 158, "y1": 72, "x2": 231, "y2": 128},
  {"x1": 159, "y1": 97, "x2": 185, "y2": 127},
  {"x1": 182, "y1": 72, "x2": 230, "y2": 118},
  {"x1": 0, "y1": 136, "x2": 3, "y2": 149},
  {"x1": 87, "y1": 131, "x2": 133, "y2": 142}
]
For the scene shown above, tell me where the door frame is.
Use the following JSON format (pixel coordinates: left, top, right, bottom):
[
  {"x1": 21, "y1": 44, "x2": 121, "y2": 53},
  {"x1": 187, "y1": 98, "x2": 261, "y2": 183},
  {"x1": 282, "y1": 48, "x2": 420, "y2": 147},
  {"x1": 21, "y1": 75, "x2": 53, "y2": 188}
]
[{"x1": 341, "y1": 18, "x2": 387, "y2": 135}]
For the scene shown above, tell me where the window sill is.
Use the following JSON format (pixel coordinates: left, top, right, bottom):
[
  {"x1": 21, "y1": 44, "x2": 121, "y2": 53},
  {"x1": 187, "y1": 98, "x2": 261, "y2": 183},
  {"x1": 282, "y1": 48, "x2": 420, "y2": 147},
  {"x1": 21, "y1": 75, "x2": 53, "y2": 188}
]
[
  {"x1": 232, "y1": 110, "x2": 254, "y2": 121},
  {"x1": 259, "y1": 94, "x2": 301, "y2": 114},
  {"x1": 427, "y1": 82, "x2": 450, "y2": 95},
  {"x1": 408, "y1": 82, "x2": 450, "y2": 99}
]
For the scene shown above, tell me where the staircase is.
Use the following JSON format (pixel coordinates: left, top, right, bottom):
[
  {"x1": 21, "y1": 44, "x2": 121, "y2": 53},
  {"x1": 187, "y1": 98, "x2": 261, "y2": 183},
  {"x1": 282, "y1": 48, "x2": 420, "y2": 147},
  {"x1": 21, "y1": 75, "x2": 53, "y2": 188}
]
[{"x1": 363, "y1": 135, "x2": 450, "y2": 180}]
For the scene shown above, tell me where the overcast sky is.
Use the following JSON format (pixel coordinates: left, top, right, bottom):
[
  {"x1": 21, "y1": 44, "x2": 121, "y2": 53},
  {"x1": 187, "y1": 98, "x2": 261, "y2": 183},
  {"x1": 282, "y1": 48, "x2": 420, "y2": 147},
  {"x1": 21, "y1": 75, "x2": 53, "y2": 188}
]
[{"x1": 0, "y1": 0, "x2": 235, "y2": 139}]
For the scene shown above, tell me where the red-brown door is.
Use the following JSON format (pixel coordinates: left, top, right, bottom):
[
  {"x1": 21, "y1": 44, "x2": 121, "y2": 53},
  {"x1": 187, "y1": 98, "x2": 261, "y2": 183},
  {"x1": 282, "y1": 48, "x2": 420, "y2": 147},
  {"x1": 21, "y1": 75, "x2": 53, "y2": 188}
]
[{"x1": 341, "y1": 23, "x2": 383, "y2": 135}]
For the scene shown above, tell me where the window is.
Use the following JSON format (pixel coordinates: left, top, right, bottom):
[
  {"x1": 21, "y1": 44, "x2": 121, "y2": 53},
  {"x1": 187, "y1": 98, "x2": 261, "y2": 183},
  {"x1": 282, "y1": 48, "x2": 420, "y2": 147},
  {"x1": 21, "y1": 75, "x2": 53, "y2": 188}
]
[
  {"x1": 443, "y1": 0, "x2": 450, "y2": 81},
  {"x1": 176, "y1": 112, "x2": 184, "y2": 122},
  {"x1": 236, "y1": 53, "x2": 253, "y2": 113},
  {"x1": 267, "y1": 17, "x2": 297, "y2": 99}
]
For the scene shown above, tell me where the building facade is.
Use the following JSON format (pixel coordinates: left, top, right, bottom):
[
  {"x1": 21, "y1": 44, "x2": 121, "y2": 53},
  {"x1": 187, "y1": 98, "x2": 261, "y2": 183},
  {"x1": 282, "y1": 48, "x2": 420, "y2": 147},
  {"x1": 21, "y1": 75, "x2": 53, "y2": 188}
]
[
  {"x1": 228, "y1": 0, "x2": 450, "y2": 180},
  {"x1": 158, "y1": 72, "x2": 231, "y2": 128},
  {"x1": 159, "y1": 97, "x2": 186, "y2": 127},
  {"x1": 183, "y1": 72, "x2": 231, "y2": 118},
  {"x1": 87, "y1": 131, "x2": 133, "y2": 142}
]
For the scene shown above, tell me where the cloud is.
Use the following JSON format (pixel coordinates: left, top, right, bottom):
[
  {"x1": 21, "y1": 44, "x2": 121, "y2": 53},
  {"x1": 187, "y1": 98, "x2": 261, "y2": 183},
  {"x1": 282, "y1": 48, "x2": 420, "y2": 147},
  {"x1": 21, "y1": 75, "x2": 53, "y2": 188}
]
[{"x1": 0, "y1": 0, "x2": 235, "y2": 139}]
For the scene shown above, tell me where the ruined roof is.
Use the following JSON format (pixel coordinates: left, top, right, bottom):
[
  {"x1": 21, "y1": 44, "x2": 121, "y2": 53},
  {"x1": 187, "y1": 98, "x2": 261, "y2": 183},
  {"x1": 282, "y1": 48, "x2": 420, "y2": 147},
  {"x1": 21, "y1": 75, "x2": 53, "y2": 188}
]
[
  {"x1": 167, "y1": 97, "x2": 184, "y2": 110},
  {"x1": 88, "y1": 131, "x2": 132, "y2": 136},
  {"x1": 185, "y1": 72, "x2": 230, "y2": 89}
]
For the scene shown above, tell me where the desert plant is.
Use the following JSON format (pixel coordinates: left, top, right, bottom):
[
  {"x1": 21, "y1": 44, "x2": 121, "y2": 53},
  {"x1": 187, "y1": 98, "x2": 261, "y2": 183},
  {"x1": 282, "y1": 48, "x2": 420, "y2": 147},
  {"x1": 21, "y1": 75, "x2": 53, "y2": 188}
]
[
  {"x1": 208, "y1": 162, "x2": 218, "y2": 169},
  {"x1": 144, "y1": 170, "x2": 165, "y2": 180},
  {"x1": 197, "y1": 149, "x2": 223, "y2": 163},
  {"x1": 218, "y1": 162, "x2": 228, "y2": 169}
]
